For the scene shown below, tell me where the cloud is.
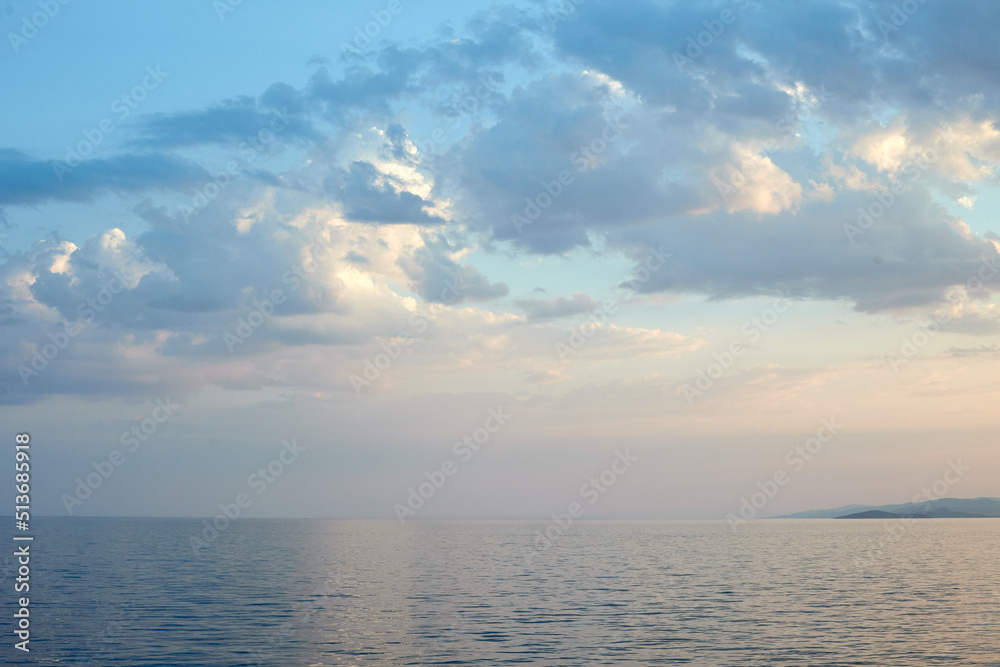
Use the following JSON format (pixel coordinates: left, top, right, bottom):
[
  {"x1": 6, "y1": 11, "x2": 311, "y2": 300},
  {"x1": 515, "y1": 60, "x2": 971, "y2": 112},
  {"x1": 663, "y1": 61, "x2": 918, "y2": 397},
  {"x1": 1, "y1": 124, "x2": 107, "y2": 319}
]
[
  {"x1": 567, "y1": 324, "x2": 707, "y2": 361},
  {"x1": 614, "y1": 185, "x2": 1000, "y2": 312},
  {"x1": 949, "y1": 343, "x2": 1000, "y2": 357},
  {"x1": 326, "y1": 161, "x2": 446, "y2": 225},
  {"x1": 0, "y1": 151, "x2": 209, "y2": 206},
  {"x1": 935, "y1": 305, "x2": 1000, "y2": 336},
  {"x1": 515, "y1": 292, "x2": 595, "y2": 321},
  {"x1": 399, "y1": 234, "x2": 509, "y2": 304},
  {"x1": 132, "y1": 96, "x2": 320, "y2": 149},
  {"x1": 343, "y1": 250, "x2": 369, "y2": 264},
  {"x1": 6, "y1": 0, "x2": 1000, "y2": 411}
]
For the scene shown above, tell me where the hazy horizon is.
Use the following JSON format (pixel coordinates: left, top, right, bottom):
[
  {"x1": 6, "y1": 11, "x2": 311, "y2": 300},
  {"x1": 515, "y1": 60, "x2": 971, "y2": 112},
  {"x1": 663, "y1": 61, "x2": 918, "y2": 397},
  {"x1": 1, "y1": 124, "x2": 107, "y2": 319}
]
[{"x1": 14, "y1": 494, "x2": 1000, "y2": 521}]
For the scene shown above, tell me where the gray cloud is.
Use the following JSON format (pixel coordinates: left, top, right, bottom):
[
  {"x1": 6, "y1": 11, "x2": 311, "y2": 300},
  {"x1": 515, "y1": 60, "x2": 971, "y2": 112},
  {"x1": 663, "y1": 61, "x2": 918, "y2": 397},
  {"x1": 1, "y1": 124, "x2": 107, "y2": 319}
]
[
  {"x1": 0, "y1": 150, "x2": 209, "y2": 206},
  {"x1": 326, "y1": 161, "x2": 446, "y2": 225},
  {"x1": 399, "y1": 234, "x2": 509, "y2": 304},
  {"x1": 612, "y1": 185, "x2": 998, "y2": 312},
  {"x1": 949, "y1": 343, "x2": 1000, "y2": 357},
  {"x1": 936, "y1": 312, "x2": 1000, "y2": 337},
  {"x1": 132, "y1": 96, "x2": 320, "y2": 149},
  {"x1": 515, "y1": 292, "x2": 596, "y2": 321},
  {"x1": 432, "y1": 0, "x2": 1000, "y2": 310}
]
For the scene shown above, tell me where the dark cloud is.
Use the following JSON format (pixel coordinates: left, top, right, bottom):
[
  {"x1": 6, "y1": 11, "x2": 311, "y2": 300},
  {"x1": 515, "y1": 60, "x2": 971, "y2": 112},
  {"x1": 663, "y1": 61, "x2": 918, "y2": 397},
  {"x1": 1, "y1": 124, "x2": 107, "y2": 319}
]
[
  {"x1": 132, "y1": 96, "x2": 320, "y2": 149},
  {"x1": 399, "y1": 234, "x2": 509, "y2": 304},
  {"x1": 260, "y1": 82, "x2": 310, "y2": 116},
  {"x1": 307, "y1": 60, "x2": 420, "y2": 118},
  {"x1": 949, "y1": 343, "x2": 1000, "y2": 357},
  {"x1": 326, "y1": 161, "x2": 446, "y2": 225},
  {"x1": 515, "y1": 292, "x2": 596, "y2": 321},
  {"x1": 608, "y1": 184, "x2": 999, "y2": 312},
  {"x1": 343, "y1": 251, "x2": 370, "y2": 264},
  {"x1": 937, "y1": 312, "x2": 1000, "y2": 337},
  {"x1": 0, "y1": 151, "x2": 209, "y2": 206}
]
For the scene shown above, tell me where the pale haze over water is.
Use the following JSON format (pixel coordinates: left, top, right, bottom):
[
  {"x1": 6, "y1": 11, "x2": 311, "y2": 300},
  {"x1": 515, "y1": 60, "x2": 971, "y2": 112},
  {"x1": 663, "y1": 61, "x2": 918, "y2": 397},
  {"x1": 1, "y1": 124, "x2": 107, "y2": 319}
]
[{"x1": 6, "y1": 517, "x2": 998, "y2": 666}]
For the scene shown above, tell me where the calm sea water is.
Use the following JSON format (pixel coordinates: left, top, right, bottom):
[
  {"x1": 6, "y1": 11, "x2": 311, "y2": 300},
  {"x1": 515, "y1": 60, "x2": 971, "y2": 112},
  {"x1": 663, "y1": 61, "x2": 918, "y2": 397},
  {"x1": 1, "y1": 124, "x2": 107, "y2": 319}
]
[{"x1": 2, "y1": 517, "x2": 998, "y2": 665}]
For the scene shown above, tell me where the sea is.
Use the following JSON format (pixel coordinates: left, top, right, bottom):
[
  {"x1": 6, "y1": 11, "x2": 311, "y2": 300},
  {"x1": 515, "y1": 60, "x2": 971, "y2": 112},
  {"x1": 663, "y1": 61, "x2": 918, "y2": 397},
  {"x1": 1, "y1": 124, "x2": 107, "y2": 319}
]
[{"x1": 3, "y1": 517, "x2": 998, "y2": 665}]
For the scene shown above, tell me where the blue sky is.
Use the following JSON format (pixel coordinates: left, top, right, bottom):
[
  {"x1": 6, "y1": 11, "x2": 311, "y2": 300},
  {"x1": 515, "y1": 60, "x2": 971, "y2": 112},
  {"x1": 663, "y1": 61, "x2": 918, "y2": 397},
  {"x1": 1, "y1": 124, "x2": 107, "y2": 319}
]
[{"x1": 2, "y1": 0, "x2": 999, "y2": 519}]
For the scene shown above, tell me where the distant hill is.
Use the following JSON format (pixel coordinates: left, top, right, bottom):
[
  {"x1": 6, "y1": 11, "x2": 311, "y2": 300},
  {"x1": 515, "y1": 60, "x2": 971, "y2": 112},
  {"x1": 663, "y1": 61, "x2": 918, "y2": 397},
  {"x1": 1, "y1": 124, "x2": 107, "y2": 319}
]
[
  {"x1": 775, "y1": 497, "x2": 1000, "y2": 519},
  {"x1": 835, "y1": 510, "x2": 931, "y2": 519}
]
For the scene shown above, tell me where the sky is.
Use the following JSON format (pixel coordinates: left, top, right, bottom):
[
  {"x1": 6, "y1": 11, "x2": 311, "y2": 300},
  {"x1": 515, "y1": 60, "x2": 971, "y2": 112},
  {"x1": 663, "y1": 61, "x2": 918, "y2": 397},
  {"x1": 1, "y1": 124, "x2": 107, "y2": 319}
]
[{"x1": 1, "y1": 0, "x2": 999, "y2": 520}]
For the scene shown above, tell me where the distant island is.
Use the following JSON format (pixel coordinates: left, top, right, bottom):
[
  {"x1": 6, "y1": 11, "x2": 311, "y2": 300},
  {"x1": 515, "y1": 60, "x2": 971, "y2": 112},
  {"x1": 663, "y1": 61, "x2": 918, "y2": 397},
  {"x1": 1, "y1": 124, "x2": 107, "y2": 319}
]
[{"x1": 774, "y1": 497, "x2": 1000, "y2": 519}]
